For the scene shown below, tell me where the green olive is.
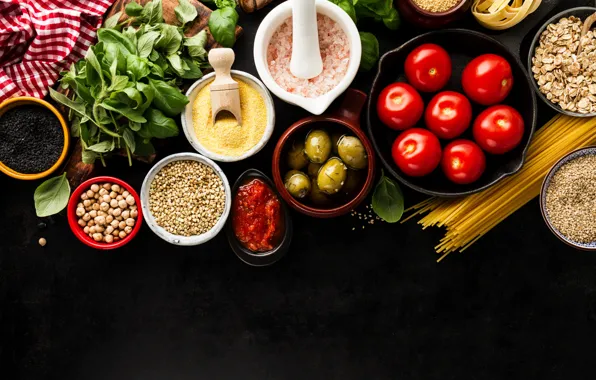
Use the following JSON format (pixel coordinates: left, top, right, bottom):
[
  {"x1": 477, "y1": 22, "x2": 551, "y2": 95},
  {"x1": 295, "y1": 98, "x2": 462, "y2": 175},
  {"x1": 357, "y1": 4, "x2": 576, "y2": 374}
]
[
  {"x1": 284, "y1": 170, "x2": 302, "y2": 182},
  {"x1": 307, "y1": 162, "x2": 322, "y2": 178},
  {"x1": 343, "y1": 169, "x2": 364, "y2": 196},
  {"x1": 331, "y1": 133, "x2": 343, "y2": 154},
  {"x1": 309, "y1": 178, "x2": 330, "y2": 206},
  {"x1": 337, "y1": 136, "x2": 367, "y2": 170},
  {"x1": 284, "y1": 171, "x2": 311, "y2": 199},
  {"x1": 304, "y1": 129, "x2": 331, "y2": 164},
  {"x1": 317, "y1": 157, "x2": 348, "y2": 195},
  {"x1": 287, "y1": 140, "x2": 309, "y2": 170}
]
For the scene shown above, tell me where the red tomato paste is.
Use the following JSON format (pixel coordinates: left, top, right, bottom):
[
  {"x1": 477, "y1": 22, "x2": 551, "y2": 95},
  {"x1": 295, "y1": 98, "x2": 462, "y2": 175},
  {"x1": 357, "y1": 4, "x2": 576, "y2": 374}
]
[{"x1": 232, "y1": 179, "x2": 282, "y2": 252}]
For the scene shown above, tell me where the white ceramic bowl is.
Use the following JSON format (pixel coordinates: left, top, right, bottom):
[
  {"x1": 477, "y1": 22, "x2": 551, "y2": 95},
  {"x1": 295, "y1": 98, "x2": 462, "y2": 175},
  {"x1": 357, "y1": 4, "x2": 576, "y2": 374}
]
[
  {"x1": 253, "y1": 0, "x2": 362, "y2": 115},
  {"x1": 140, "y1": 152, "x2": 232, "y2": 246},
  {"x1": 181, "y1": 71, "x2": 275, "y2": 162}
]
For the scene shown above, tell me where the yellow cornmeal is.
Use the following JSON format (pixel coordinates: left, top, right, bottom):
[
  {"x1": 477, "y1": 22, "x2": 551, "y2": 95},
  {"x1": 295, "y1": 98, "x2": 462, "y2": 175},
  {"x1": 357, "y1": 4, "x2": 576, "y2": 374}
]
[{"x1": 192, "y1": 78, "x2": 267, "y2": 157}]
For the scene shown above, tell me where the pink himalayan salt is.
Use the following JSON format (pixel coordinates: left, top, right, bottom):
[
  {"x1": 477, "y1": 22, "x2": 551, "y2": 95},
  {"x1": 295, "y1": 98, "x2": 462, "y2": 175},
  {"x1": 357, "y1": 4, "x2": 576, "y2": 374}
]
[{"x1": 267, "y1": 14, "x2": 350, "y2": 98}]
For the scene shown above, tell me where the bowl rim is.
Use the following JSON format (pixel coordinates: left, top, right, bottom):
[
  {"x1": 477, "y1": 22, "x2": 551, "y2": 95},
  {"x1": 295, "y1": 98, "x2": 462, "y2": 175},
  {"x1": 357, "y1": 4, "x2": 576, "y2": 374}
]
[
  {"x1": 67, "y1": 176, "x2": 143, "y2": 250},
  {"x1": 539, "y1": 146, "x2": 596, "y2": 251},
  {"x1": 405, "y1": 0, "x2": 469, "y2": 17},
  {"x1": 253, "y1": 0, "x2": 362, "y2": 115},
  {"x1": 225, "y1": 168, "x2": 293, "y2": 266},
  {"x1": 527, "y1": 6, "x2": 596, "y2": 118},
  {"x1": 0, "y1": 96, "x2": 70, "y2": 180},
  {"x1": 272, "y1": 115, "x2": 376, "y2": 218},
  {"x1": 367, "y1": 28, "x2": 537, "y2": 198},
  {"x1": 140, "y1": 152, "x2": 232, "y2": 246},
  {"x1": 181, "y1": 70, "x2": 276, "y2": 162}
]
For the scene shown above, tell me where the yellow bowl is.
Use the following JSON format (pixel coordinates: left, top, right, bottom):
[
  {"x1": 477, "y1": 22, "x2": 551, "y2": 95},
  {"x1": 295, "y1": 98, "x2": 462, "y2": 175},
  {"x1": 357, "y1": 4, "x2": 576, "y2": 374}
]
[{"x1": 0, "y1": 96, "x2": 70, "y2": 180}]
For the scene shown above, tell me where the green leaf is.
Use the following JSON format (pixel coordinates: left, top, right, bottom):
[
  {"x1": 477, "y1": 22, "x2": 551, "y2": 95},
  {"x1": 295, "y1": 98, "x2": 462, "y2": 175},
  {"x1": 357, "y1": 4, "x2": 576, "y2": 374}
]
[
  {"x1": 180, "y1": 57, "x2": 203, "y2": 79},
  {"x1": 371, "y1": 172, "x2": 404, "y2": 223},
  {"x1": 104, "y1": 42, "x2": 128, "y2": 74},
  {"x1": 149, "y1": 49, "x2": 160, "y2": 61},
  {"x1": 137, "y1": 31, "x2": 160, "y2": 58},
  {"x1": 353, "y1": 0, "x2": 400, "y2": 30},
  {"x1": 140, "y1": 0, "x2": 164, "y2": 24},
  {"x1": 167, "y1": 54, "x2": 186, "y2": 76},
  {"x1": 101, "y1": 100, "x2": 147, "y2": 123},
  {"x1": 126, "y1": 54, "x2": 150, "y2": 81},
  {"x1": 108, "y1": 75, "x2": 129, "y2": 91},
  {"x1": 125, "y1": 1, "x2": 143, "y2": 17},
  {"x1": 134, "y1": 136, "x2": 155, "y2": 156},
  {"x1": 85, "y1": 47, "x2": 104, "y2": 83},
  {"x1": 97, "y1": 28, "x2": 136, "y2": 55},
  {"x1": 112, "y1": 87, "x2": 143, "y2": 108},
  {"x1": 70, "y1": 116, "x2": 81, "y2": 138},
  {"x1": 103, "y1": 11, "x2": 122, "y2": 29},
  {"x1": 87, "y1": 140, "x2": 114, "y2": 153},
  {"x1": 129, "y1": 121, "x2": 142, "y2": 131},
  {"x1": 154, "y1": 24, "x2": 182, "y2": 56},
  {"x1": 329, "y1": 0, "x2": 356, "y2": 23},
  {"x1": 122, "y1": 128, "x2": 136, "y2": 153},
  {"x1": 208, "y1": 7, "x2": 238, "y2": 48},
  {"x1": 122, "y1": 26, "x2": 138, "y2": 47},
  {"x1": 144, "y1": 108, "x2": 179, "y2": 138},
  {"x1": 82, "y1": 150, "x2": 98, "y2": 164},
  {"x1": 214, "y1": 0, "x2": 236, "y2": 7},
  {"x1": 34, "y1": 173, "x2": 70, "y2": 217},
  {"x1": 149, "y1": 78, "x2": 189, "y2": 116},
  {"x1": 49, "y1": 88, "x2": 87, "y2": 116},
  {"x1": 184, "y1": 30, "x2": 207, "y2": 60},
  {"x1": 382, "y1": 8, "x2": 400, "y2": 30},
  {"x1": 175, "y1": 0, "x2": 198, "y2": 25},
  {"x1": 136, "y1": 82, "x2": 155, "y2": 113},
  {"x1": 359, "y1": 32, "x2": 379, "y2": 71}
]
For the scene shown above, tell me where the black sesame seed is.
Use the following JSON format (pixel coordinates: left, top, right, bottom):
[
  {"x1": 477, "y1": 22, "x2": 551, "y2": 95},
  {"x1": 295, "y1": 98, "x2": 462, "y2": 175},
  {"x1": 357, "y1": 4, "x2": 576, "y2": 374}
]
[{"x1": 0, "y1": 105, "x2": 64, "y2": 174}]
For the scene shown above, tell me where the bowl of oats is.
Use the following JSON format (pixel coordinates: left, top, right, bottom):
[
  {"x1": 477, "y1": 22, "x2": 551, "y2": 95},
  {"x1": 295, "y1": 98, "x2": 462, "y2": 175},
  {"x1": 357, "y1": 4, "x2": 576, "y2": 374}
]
[{"x1": 529, "y1": 7, "x2": 596, "y2": 117}]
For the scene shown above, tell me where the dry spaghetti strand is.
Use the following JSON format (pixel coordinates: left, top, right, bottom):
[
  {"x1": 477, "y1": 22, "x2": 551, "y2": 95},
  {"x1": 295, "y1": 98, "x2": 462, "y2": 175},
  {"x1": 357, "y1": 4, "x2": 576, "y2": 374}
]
[{"x1": 403, "y1": 115, "x2": 596, "y2": 261}]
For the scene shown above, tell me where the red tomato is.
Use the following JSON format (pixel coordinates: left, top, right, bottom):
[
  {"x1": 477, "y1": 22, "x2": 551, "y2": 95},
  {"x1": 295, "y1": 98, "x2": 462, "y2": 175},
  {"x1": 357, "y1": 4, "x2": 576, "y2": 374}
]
[
  {"x1": 404, "y1": 43, "x2": 452, "y2": 93},
  {"x1": 425, "y1": 91, "x2": 473, "y2": 139},
  {"x1": 441, "y1": 140, "x2": 486, "y2": 185},
  {"x1": 377, "y1": 83, "x2": 424, "y2": 130},
  {"x1": 462, "y1": 54, "x2": 514, "y2": 105},
  {"x1": 392, "y1": 128, "x2": 442, "y2": 177},
  {"x1": 473, "y1": 105, "x2": 524, "y2": 154}
]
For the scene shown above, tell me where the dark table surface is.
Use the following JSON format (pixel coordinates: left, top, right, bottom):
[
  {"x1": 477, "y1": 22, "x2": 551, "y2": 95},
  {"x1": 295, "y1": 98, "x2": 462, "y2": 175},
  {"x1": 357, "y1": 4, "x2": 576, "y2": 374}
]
[{"x1": 2, "y1": 0, "x2": 596, "y2": 379}]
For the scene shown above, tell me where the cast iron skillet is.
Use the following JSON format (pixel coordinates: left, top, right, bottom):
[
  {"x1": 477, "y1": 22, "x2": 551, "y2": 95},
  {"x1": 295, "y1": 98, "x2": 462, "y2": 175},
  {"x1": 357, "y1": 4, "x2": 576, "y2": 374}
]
[
  {"x1": 366, "y1": 29, "x2": 537, "y2": 197},
  {"x1": 225, "y1": 169, "x2": 293, "y2": 267}
]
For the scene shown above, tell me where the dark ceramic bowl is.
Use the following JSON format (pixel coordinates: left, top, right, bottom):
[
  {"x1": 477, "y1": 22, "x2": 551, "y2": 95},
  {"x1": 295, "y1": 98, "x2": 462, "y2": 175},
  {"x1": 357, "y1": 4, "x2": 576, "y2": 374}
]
[
  {"x1": 226, "y1": 169, "x2": 293, "y2": 266},
  {"x1": 528, "y1": 7, "x2": 596, "y2": 118},
  {"x1": 367, "y1": 29, "x2": 537, "y2": 197},
  {"x1": 540, "y1": 146, "x2": 596, "y2": 251},
  {"x1": 397, "y1": 0, "x2": 472, "y2": 29}
]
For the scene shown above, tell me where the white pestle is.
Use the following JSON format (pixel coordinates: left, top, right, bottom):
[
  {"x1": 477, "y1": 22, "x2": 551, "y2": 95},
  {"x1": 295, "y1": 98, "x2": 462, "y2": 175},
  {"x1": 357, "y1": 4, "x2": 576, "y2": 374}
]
[{"x1": 289, "y1": 0, "x2": 323, "y2": 79}]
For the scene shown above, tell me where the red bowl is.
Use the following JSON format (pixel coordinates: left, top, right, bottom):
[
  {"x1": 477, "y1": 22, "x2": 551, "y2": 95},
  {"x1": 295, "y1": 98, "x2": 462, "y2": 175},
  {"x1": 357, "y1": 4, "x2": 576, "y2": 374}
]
[
  {"x1": 272, "y1": 89, "x2": 377, "y2": 218},
  {"x1": 67, "y1": 176, "x2": 143, "y2": 250}
]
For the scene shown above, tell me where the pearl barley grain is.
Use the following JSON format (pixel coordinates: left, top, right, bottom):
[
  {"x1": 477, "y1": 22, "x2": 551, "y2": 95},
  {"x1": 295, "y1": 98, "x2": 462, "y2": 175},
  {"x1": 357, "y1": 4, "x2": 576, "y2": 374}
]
[{"x1": 149, "y1": 160, "x2": 226, "y2": 237}]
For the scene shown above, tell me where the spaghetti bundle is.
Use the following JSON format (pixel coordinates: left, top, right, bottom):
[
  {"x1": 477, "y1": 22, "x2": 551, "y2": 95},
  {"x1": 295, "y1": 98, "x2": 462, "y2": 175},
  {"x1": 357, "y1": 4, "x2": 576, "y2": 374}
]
[{"x1": 403, "y1": 115, "x2": 596, "y2": 262}]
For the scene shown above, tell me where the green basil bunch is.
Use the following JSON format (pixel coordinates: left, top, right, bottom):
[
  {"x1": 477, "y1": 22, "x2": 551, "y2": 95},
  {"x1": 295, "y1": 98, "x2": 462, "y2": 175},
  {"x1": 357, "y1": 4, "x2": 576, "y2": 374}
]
[
  {"x1": 208, "y1": 0, "x2": 239, "y2": 48},
  {"x1": 50, "y1": 0, "x2": 208, "y2": 166}
]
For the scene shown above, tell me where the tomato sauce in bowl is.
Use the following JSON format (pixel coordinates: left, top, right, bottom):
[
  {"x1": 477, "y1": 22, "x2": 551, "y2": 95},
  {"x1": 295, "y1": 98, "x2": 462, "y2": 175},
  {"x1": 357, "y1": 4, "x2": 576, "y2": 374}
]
[{"x1": 232, "y1": 179, "x2": 284, "y2": 253}]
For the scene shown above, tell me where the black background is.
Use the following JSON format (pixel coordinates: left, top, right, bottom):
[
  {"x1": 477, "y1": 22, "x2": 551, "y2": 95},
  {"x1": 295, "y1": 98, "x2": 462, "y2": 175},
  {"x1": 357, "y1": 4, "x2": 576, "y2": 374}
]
[{"x1": 2, "y1": 0, "x2": 596, "y2": 379}]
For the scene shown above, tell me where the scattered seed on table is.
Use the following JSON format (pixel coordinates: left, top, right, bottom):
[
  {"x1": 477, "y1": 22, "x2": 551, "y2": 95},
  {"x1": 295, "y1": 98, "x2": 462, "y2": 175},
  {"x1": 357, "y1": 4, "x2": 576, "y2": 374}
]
[{"x1": 38, "y1": 237, "x2": 46, "y2": 246}]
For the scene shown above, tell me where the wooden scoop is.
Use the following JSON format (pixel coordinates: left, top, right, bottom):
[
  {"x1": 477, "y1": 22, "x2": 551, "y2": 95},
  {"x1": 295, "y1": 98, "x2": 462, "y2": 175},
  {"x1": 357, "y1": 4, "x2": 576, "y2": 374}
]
[{"x1": 208, "y1": 48, "x2": 242, "y2": 125}]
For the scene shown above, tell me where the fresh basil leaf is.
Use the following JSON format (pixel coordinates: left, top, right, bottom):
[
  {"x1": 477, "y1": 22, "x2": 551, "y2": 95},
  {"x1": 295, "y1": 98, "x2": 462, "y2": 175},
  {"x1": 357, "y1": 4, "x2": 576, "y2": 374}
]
[
  {"x1": 85, "y1": 47, "x2": 104, "y2": 84},
  {"x1": 126, "y1": 55, "x2": 150, "y2": 81},
  {"x1": 108, "y1": 75, "x2": 129, "y2": 92},
  {"x1": 122, "y1": 26, "x2": 138, "y2": 47},
  {"x1": 129, "y1": 121, "x2": 142, "y2": 132},
  {"x1": 359, "y1": 32, "x2": 379, "y2": 71},
  {"x1": 354, "y1": 0, "x2": 400, "y2": 30},
  {"x1": 137, "y1": 31, "x2": 160, "y2": 58},
  {"x1": 112, "y1": 87, "x2": 143, "y2": 108},
  {"x1": 34, "y1": 173, "x2": 70, "y2": 217},
  {"x1": 82, "y1": 150, "x2": 98, "y2": 164},
  {"x1": 214, "y1": 0, "x2": 236, "y2": 7},
  {"x1": 70, "y1": 116, "x2": 81, "y2": 138},
  {"x1": 122, "y1": 128, "x2": 136, "y2": 153},
  {"x1": 136, "y1": 82, "x2": 155, "y2": 113},
  {"x1": 144, "y1": 108, "x2": 179, "y2": 138},
  {"x1": 104, "y1": 42, "x2": 128, "y2": 74},
  {"x1": 175, "y1": 0, "x2": 198, "y2": 26},
  {"x1": 97, "y1": 28, "x2": 136, "y2": 54},
  {"x1": 87, "y1": 140, "x2": 114, "y2": 153},
  {"x1": 180, "y1": 57, "x2": 203, "y2": 79},
  {"x1": 140, "y1": 0, "x2": 164, "y2": 24},
  {"x1": 148, "y1": 61, "x2": 165, "y2": 79},
  {"x1": 209, "y1": 7, "x2": 238, "y2": 48},
  {"x1": 104, "y1": 11, "x2": 122, "y2": 29},
  {"x1": 167, "y1": 54, "x2": 186, "y2": 76},
  {"x1": 49, "y1": 88, "x2": 87, "y2": 116},
  {"x1": 371, "y1": 172, "x2": 404, "y2": 223},
  {"x1": 184, "y1": 31, "x2": 207, "y2": 60},
  {"x1": 149, "y1": 49, "x2": 160, "y2": 61},
  {"x1": 329, "y1": 0, "x2": 356, "y2": 23},
  {"x1": 134, "y1": 136, "x2": 155, "y2": 156},
  {"x1": 101, "y1": 100, "x2": 147, "y2": 123},
  {"x1": 382, "y1": 8, "x2": 400, "y2": 30},
  {"x1": 125, "y1": 1, "x2": 143, "y2": 17},
  {"x1": 154, "y1": 24, "x2": 182, "y2": 56},
  {"x1": 149, "y1": 78, "x2": 189, "y2": 116}
]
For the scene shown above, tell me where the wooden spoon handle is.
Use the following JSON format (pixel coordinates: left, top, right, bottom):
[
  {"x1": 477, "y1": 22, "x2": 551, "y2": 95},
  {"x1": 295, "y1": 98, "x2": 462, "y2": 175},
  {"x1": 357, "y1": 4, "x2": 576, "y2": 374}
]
[{"x1": 209, "y1": 48, "x2": 238, "y2": 91}]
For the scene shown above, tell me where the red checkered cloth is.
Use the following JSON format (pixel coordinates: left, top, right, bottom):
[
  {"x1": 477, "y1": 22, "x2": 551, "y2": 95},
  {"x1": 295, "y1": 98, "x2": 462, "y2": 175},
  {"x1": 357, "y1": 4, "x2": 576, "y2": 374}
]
[{"x1": 0, "y1": 0, "x2": 114, "y2": 102}]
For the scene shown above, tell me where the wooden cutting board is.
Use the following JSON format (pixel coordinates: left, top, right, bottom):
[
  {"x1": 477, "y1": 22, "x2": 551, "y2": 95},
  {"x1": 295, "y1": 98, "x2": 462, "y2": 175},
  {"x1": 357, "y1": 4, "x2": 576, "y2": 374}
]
[{"x1": 65, "y1": 0, "x2": 243, "y2": 187}]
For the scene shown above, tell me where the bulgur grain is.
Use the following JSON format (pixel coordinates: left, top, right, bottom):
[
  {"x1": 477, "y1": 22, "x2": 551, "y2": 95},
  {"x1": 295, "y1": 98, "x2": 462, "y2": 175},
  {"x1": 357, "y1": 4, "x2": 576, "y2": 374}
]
[{"x1": 412, "y1": 0, "x2": 460, "y2": 13}]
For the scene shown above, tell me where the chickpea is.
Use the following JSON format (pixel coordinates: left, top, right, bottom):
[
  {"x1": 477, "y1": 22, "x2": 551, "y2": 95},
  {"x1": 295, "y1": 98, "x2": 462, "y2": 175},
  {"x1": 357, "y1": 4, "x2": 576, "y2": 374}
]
[
  {"x1": 103, "y1": 183, "x2": 111, "y2": 190},
  {"x1": 119, "y1": 231, "x2": 127, "y2": 239},
  {"x1": 98, "y1": 211, "x2": 107, "y2": 217},
  {"x1": 106, "y1": 226, "x2": 114, "y2": 235},
  {"x1": 88, "y1": 220, "x2": 95, "y2": 227},
  {"x1": 95, "y1": 215, "x2": 106, "y2": 226},
  {"x1": 77, "y1": 202, "x2": 84, "y2": 208},
  {"x1": 89, "y1": 226, "x2": 96, "y2": 234},
  {"x1": 112, "y1": 208, "x2": 122, "y2": 217},
  {"x1": 124, "y1": 226, "x2": 132, "y2": 234},
  {"x1": 91, "y1": 184, "x2": 100, "y2": 193},
  {"x1": 113, "y1": 236, "x2": 120, "y2": 242},
  {"x1": 126, "y1": 218, "x2": 135, "y2": 227},
  {"x1": 126, "y1": 195, "x2": 135, "y2": 206},
  {"x1": 102, "y1": 194, "x2": 111, "y2": 203},
  {"x1": 108, "y1": 208, "x2": 114, "y2": 216},
  {"x1": 122, "y1": 210, "x2": 130, "y2": 220},
  {"x1": 89, "y1": 210, "x2": 97, "y2": 218},
  {"x1": 93, "y1": 193, "x2": 99, "y2": 199},
  {"x1": 76, "y1": 207, "x2": 85, "y2": 217},
  {"x1": 83, "y1": 199, "x2": 92, "y2": 208},
  {"x1": 110, "y1": 199, "x2": 119, "y2": 208},
  {"x1": 130, "y1": 209, "x2": 138, "y2": 218},
  {"x1": 105, "y1": 235, "x2": 114, "y2": 244},
  {"x1": 122, "y1": 191, "x2": 130, "y2": 198},
  {"x1": 110, "y1": 191, "x2": 117, "y2": 199},
  {"x1": 83, "y1": 213, "x2": 91, "y2": 222},
  {"x1": 110, "y1": 220, "x2": 119, "y2": 229},
  {"x1": 78, "y1": 219, "x2": 86, "y2": 227},
  {"x1": 92, "y1": 203, "x2": 100, "y2": 211},
  {"x1": 100, "y1": 202, "x2": 110, "y2": 212},
  {"x1": 112, "y1": 230, "x2": 119, "y2": 237},
  {"x1": 116, "y1": 216, "x2": 123, "y2": 221},
  {"x1": 106, "y1": 215, "x2": 114, "y2": 224},
  {"x1": 83, "y1": 226, "x2": 90, "y2": 234},
  {"x1": 112, "y1": 184, "x2": 121, "y2": 193},
  {"x1": 119, "y1": 221, "x2": 126, "y2": 229},
  {"x1": 86, "y1": 190, "x2": 94, "y2": 198},
  {"x1": 88, "y1": 233, "x2": 93, "y2": 238},
  {"x1": 95, "y1": 225, "x2": 105, "y2": 233},
  {"x1": 80, "y1": 192, "x2": 88, "y2": 201},
  {"x1": 92, "y1": 233, "x2": 103, "y2": 242},
  {"x1": 116, "y1": 195, "x2": 123, "y2": 201},
  {"x1": 99, "y1": 188, "x2": 108, "y2": 196},
  {"x1": 117, "y1": 200, "x2": 126, "y2": 209}
]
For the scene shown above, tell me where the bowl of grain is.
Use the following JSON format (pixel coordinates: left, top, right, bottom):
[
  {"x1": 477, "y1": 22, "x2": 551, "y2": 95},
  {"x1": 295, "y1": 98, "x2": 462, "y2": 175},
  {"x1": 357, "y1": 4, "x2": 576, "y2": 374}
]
[
  {"x1": 529, "y1": 7, "x2": 596, "y2": 117},
  {"x1": 181, "y1": 71, "x2": 275, "y2": 162},
  {"x1": 253, "y1": 0, "x2": 361, "y2": 115},
  {"x1": 540, "y1": 146, "x2": 596, "y2": 251},
  {"x1": 140, "y1": 153, "x2": 232, "y2": 246},
  {"x1": 397, "y1": 0, "x2": 472, "y2": 29}
]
